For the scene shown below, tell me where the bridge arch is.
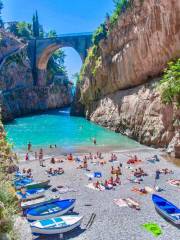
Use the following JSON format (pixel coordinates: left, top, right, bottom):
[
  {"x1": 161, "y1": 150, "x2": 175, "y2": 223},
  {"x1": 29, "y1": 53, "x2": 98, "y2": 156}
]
[{"x1": 28, "y1": 33, "x2": 92, "y2": 86}]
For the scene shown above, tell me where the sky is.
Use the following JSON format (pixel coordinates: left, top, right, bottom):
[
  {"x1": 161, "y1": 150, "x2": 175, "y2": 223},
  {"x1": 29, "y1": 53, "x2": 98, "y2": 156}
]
[{"x1": 2, "y1": 0, "x2": 114, "y2": 81}]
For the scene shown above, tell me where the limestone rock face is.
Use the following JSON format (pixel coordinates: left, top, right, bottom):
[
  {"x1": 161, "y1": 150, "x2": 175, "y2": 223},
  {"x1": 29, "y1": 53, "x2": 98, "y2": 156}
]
[
  {"x1": 0, "y1": 47, "x2": 33, "y2": 90},
  {"x1": 74, "y1": 0, "x2": 180, "y2": 149},
  {"x1": 86, "y1": 80, "x2": 180, "y2": 148},
  {"x1": 81, "y1": 0, "x2": 180, "y2": 104},
  {"x1": 0, "y1": 31, "x2": 73, "y2": 121},
  {"x1": 0, "y1": 29, "x2": 23, "y2": 62},
  {"x1": 1, "y1": 84, "x2": 73, "y2": 122}
]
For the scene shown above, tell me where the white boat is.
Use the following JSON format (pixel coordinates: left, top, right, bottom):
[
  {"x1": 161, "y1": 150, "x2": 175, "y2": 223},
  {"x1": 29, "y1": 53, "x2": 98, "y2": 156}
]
[
  {"x1": 26, "y1": 199, "x2": 76, "y2": 221},
  {"x1": 30, "y1": 215, "x2": 83, "y2": 235},
  {"x1": 21, "y1": 196, "x2": 61, "y2": 210}
]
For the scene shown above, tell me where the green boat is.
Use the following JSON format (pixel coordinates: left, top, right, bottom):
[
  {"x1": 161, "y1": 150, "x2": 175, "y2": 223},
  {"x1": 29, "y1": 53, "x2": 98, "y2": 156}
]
[{"x1": 15, "y1": 179, "x2": 50, "y2": 190}]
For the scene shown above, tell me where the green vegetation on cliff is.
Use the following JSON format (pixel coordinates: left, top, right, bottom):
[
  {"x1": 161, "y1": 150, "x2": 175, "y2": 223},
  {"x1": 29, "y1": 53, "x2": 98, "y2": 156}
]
[
  {"x1": 80, "y1": 0, "x2": 134, "y2": 81},
  {"x1": 0, "y1": 122, "x2": 19, "y2": 239},
  {"x1": 159, "y1": 59, "x2": 180, "y2": 106}
]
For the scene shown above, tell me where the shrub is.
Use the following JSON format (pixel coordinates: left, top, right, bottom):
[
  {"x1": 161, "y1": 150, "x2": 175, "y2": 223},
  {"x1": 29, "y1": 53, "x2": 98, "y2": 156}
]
[
  {"x1": 110, "y1": 0, "x2": 133, "y2": 29},
  {"x1": 92, "y1": 23, "x2": 107, "y2": 46},
  {"x1": 158, "y1": 59, "x2": 180, "y2": 106}
]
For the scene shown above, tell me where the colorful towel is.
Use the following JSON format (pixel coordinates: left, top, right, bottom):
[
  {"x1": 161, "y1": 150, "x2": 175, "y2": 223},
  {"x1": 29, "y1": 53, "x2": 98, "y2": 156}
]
[
  {"x1": 86, "y1": 183, "x2": 105, "y2": 191},
  {"x1": 167, "y1": 179, "x2": 180, "y2": 187},
  {"x1": 142, "y1": 223, "x2": 162, "y2": 237},
  {"x1": 131, "y1": 187, "x2": 147, "y2": 195},
  {"x1": 113, "y1": 199, "x2": 128, "y2": 207}
]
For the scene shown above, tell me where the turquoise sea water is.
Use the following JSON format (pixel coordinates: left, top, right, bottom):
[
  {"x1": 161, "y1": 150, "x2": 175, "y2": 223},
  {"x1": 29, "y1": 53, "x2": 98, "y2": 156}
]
[{"x1": 4, "y1": 108, "x2": 140, "y2": 150}]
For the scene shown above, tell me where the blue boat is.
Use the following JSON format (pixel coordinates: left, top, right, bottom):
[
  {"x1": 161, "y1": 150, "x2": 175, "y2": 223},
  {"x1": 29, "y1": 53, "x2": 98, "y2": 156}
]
[
  {"x1": 152, "y1": 194, "x2": 180, "y2": 225},
  {"x1": 26, "y1": 199, "x2": 76, "y2": 221},
  {"x1": 16, "y1": 188, "x2": 45, "y2": 201},
  {"x1": 14, "y1": 177, "x2": 33, "y2": 188}
]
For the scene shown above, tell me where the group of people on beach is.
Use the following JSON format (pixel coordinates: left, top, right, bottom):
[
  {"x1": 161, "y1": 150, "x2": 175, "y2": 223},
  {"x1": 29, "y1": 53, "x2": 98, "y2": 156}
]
[
  {"x1": 46, "y1": 167, "x2": 64, "y2": 175},
  {"x1": 25, "y1": 142, "x2": 45, "y2": 167}
]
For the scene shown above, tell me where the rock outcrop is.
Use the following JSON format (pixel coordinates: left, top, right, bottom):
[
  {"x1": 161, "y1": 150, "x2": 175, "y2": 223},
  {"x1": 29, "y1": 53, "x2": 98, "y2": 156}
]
[
  {"x1": 74, "y1": 0, "x2": 180, "y2": 150},
  {"x1": 87, "y1": 79, "x2": 180, "y2": 148},
  {"x1": 0, "y1": 30, "x2": 73, "y2": 122},
  {"x1": 0, "y1": 29, "x2": 23, "y2": 64}
]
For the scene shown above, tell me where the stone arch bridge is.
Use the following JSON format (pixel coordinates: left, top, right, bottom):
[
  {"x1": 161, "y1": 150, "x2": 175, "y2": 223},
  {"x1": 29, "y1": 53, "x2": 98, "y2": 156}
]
[{"x1": 28, "y1": 32, "x2": 93, "y2": 85}]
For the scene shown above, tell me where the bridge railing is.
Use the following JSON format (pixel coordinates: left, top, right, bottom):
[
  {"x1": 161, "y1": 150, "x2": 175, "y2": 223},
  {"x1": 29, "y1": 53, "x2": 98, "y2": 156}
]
[{"x1": 30, "y1": 32, "x2": 93, "y2": 40}]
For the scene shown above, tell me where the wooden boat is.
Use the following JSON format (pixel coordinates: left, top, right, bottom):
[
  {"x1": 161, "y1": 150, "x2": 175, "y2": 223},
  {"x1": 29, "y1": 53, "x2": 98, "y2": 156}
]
[
  {"x1": 21, "y1": 196, "x2": 61, "y2": 210},
  {"x1": 15, "y1": 179, "x2": 50, "y2": 190},
  {"x1": 30, "y1": 215, "x2": 83, "y2": 235},
  {"x1": 152, "y1": 194, "x2": 180, "y2": 225},
  {"x1": 26, "y1": 199, "x2": 76, "y2": 221},
  {"x1": 16, "y1": 188, "x2": 45, "y2": 201}
]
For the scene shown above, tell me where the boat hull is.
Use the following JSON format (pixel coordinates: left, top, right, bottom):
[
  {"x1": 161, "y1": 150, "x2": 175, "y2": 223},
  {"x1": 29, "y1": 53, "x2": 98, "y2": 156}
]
[
  {"x1": 21, "y1": 196, "x2": 61, "y2": 210},
  {"x1": 15, "y1": 180, "x2": 50, "y2": 190},
  {"x1": 31, "y1": 216, "x2": 83, "y2": 235},
  {"x1": 155, "y1": 207, "x2": 180, "y2": 225},
  {"x1": 152, "y1": 194, "x2": 180, "y2": 225},
  {"x1": 27, "y1": 200, "x2": 75, "y2": 221},
  {"x1": 17, "y1": 189, "x2": 45, "y2": 201}
]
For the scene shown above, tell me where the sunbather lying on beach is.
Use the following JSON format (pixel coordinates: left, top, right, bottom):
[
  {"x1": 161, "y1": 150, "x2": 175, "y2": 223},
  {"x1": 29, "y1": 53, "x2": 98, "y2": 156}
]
[
  {"x1": 167, "y1": 179, "x2": 180, "y2": 187},
  {"x1": 50, "y1": 157, "x2": 64, "y2": 164},
  {"x1": 133, "y1": 168, "x2": 147, "y2": 178},
  {"x1": 99, "y1": 159, "x2": 106, "y2": 165},
  {"x1": 127, "y1": 155, "x2": 142, "y2": 164},
  {"x1": 132, "y1": 187, "x2": 148, "y2": 195},
  {"x1": 46, "y1": 167, "x2": 64, "y2": 175},
  {"x1": 160, "y1": 168, "x2": 173, "y2": 174}
]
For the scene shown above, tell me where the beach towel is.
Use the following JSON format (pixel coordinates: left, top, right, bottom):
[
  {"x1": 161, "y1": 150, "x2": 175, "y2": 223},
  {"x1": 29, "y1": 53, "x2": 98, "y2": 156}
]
[
  {"x1": 85, "y1": 173, "x2": 94, "y2": 179},
  {"x1": 167, "y1": 179, "x2": 180, "y2": 187},
  {"x1": 113, "y1": 199, "x2": 128, "y2": 207},
  {"x1": 131, "y1": 187, "x2": 147, "y2": 195},
  {"x1": 142, "y1": 223, "x2": 162, "y2": 237},
  {"x1": 86, "y1": 183, "x2": 105, "y2": 191},
  {"x1": 145, "y1": 186, "x2": 154, "y2": 193},
  {"x1": 58, "y1": 187, "x2": 77, "y2": 194},
  {"x1": 94, "y1": 172, "x2": 102, "y2": 178},
  {"x1": 125, "y1": 198, "x2": 140, "y2": 210}
]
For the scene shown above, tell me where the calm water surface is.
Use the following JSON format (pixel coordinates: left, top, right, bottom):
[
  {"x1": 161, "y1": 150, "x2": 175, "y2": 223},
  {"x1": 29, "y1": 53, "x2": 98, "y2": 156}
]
[{"x1": 5, "y1": 108, "x2": 141, "y2": 150}]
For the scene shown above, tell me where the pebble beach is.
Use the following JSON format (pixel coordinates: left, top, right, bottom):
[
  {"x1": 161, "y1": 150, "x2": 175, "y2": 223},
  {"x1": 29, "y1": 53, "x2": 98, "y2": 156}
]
[{"x1": 14, "y1": 146, "x2": 180, "y2": 240}]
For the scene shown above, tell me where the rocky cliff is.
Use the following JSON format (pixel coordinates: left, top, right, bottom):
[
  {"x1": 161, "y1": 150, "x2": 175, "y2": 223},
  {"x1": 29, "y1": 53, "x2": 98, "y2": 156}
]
[
  {"x1": 81, "y1": 0, "x2": 180, "y2": 104},
  {"x1": 87, "y1": 79, "x2": 180, "y2": 148},
  {"x1": 0, "y1": 30, "x2": 73, "y2": 122},
  {"x1": 74, "y1": 0, "x2": 180, "y2": 150}
]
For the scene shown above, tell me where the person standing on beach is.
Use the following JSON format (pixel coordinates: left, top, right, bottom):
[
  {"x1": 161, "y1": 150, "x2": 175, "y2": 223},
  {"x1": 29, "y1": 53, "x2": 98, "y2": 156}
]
[
  {"x1": 93, "y1": 138, "x2": 97, "y2": 145},
  {"x1": 27, "y1": 142, "x2": 32, "y2": 152},
  {"x1": 39, "y1": 148, "x2": 44, "y2": 166},
  {"x1": 35, "y1": 152, "x2": 37, "y2": 160},
  {"x1": 154, "y1": 169, "x2": 161, "y2": 189},
  {"x1": 25, "y1": 153, "x2": 29, "y2": 161}
]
